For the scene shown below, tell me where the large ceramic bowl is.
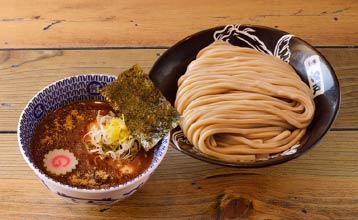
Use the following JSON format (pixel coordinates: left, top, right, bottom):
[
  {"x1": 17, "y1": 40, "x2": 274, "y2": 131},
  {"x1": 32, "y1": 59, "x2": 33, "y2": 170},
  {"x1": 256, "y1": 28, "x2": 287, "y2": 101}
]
[
  {"x1": 18, "y1": 74, "x2": 169, "y2": 204},
  {"x1": 149, "y1": 24, "x2": 340, "y2": 167}
]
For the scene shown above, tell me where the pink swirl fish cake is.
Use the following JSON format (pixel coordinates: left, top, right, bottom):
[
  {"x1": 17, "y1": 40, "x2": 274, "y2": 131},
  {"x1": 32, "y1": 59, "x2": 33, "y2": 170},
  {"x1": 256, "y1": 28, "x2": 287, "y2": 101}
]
[{"x1": 43, "y1": 149, "x2": 78, "y2": 175}]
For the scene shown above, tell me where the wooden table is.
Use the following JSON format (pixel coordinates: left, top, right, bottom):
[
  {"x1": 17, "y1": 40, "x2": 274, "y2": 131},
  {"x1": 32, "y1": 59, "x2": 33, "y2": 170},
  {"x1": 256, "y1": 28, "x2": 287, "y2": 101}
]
[{"x1": 1, "y1": 1, "x2": 357, "y2": 219}]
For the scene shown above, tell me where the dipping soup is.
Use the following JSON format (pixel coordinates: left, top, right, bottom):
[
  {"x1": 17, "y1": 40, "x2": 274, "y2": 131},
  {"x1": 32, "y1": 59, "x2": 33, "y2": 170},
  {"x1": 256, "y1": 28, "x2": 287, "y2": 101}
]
[{"x1": 31, "y1": 101, "x2": 153, "y2": 189}]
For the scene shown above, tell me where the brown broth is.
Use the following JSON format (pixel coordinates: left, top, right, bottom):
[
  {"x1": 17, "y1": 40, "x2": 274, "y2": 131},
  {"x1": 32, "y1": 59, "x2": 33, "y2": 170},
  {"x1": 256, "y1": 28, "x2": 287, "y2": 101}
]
[{"x1": 31, "y1": 101, "x2": 154, "y2": 189}]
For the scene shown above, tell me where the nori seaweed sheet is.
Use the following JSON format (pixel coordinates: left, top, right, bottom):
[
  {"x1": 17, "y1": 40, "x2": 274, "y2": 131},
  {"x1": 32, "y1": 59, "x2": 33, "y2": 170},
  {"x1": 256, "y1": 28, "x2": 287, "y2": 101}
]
[{"x1": 100, "y1": 64, "x2": 181, "y2": 151}]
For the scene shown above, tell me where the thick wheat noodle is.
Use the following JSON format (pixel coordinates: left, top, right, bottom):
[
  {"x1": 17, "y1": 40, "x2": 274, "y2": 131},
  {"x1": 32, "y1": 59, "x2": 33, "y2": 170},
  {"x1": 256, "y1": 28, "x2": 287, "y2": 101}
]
[
  {"x1": 178, "y1": 79, "x2": 311, "y2": 104},
  {"x1": 177, "y1": 80, "x2": 312, "y2": 111},
  {"x1": 181, "y1": 100, "x2": 311, "y2": 129},
  {"x1": 174, "y1": 41, "x2": 315, "y2": 162},
  {"x1": 184, "y1": 95, "x2": 305, "y2": 119},
  {"x1": 185, "y1": 93, "x2": 303, "y2": 110},
  {"x1": 179, "y1": 74, "x2": 310, "y2": 94}
]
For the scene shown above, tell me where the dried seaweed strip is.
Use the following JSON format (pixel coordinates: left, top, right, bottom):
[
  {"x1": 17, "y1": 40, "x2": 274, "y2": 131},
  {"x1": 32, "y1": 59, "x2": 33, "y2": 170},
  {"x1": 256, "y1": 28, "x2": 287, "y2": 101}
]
[{"x1": 100, "y1": 65, "x2": 181, "y2": 151}]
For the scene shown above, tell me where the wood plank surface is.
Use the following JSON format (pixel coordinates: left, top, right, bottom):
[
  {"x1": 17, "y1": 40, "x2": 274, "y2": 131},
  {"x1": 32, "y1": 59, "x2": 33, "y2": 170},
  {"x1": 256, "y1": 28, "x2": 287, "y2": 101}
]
[
  {"x1": 2, "y1": 131, "x2": 358, "y2": 219},
  {"x1": 0, "y1": 0, "x2": 357, "y2": 48},
  {"x1": 0, "y1": 48, "x2": 357, "y2": 131},
  {"x1": 1, "y1": 1, "x2": 357, "y2": 219}
]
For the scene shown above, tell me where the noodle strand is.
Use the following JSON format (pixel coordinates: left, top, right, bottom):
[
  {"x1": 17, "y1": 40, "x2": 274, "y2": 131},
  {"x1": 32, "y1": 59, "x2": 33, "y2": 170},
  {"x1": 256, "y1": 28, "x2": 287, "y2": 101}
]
[{"x1": 175, "y1": 41, "x2": 315, "y2": 162}]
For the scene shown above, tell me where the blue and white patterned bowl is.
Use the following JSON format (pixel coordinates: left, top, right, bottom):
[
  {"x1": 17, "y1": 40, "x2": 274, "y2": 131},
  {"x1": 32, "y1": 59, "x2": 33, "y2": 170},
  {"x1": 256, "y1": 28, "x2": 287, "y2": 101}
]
[{"x1": 17, "y1": 74, "x2": 169, "y2": 205}]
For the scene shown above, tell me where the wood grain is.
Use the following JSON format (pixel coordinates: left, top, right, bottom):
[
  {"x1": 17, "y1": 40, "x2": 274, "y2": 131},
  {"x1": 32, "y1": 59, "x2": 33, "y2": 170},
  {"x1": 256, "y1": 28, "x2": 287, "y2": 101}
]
[
  {"x1": 0, "y1": 0, "x2": 356, "y2": 48},
  {"x1": 1, "y1": 1, "x2": 357, "y2": 219},
  {"x1": 2, "y1": 131, "x2": 358, "y2": 219},
  {"x1": 0, "y1": 48, "x2": 357, "y2": 131}
]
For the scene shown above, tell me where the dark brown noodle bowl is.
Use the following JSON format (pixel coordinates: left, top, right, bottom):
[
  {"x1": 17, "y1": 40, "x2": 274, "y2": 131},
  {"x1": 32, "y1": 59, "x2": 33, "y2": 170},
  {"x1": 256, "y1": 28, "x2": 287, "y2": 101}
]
[{"x1": 149, "y1": 24, "x2": 340, "y2": 167}]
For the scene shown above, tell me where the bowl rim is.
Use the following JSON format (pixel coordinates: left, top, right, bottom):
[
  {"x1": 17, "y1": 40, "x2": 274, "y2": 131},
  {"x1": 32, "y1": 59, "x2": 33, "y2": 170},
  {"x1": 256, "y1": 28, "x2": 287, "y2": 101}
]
[
  {"x1": 151, "y1": 24, "x2": 341, "y2": 167},
  {"x1": 17, "y1": 74, "x2": 169, "y2": 192}
]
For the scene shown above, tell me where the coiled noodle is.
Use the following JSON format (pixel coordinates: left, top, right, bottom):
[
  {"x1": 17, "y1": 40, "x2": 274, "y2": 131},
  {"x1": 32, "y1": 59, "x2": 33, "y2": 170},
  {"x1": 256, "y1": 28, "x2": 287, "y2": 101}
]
[{"x1": 175, "y1": 41, "x2": 315, "y2": 162}]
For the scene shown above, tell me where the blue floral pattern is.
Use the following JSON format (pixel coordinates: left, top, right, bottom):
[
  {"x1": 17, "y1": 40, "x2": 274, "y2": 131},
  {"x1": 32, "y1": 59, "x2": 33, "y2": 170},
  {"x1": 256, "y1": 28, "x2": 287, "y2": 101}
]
[
  {"x1": 57, "y1": 192, "x2": 116, "y2": 204},
  {"x1": 19, "y1": 75, "x2": 115, "y2": 160}
]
